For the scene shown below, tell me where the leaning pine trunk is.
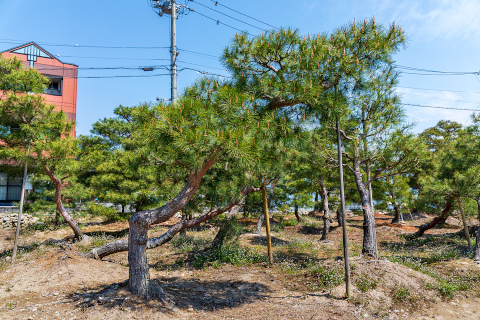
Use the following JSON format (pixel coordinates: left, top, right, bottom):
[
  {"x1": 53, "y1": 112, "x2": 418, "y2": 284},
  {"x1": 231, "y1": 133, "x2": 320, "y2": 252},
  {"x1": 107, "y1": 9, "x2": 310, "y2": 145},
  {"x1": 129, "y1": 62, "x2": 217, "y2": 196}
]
[
  {"x1": 415, "y1": 195, "x2": 454, "y2": 237},
  {"x1": 352, "y1": 160, "x2": 377, "y2": 258},
  {"x1": 294, "y1": 204, "x2": 301, "y2": 222},
  {"x1": 44, "y1": 166, "x2": 86, "y2": 241},
  {"x1": 127, "y1": 162, "x2": 212, "y2": 298},
  {"x1": 391, "y1": 205, "x2": 401, "y2": 223},
  {"x1": 84, "y1": 187, "x2": 260, "y2": 260},
  {"x1": 210, "y1": 199, "x2": 245, "y2": 250}
]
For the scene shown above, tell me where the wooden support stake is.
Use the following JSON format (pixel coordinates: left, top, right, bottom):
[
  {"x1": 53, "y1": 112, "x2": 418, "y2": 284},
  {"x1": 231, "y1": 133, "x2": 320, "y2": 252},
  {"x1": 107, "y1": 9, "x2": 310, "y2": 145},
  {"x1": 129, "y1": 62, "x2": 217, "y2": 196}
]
[
  {"x1": 262, "y1": 176, "x2": 273, "y2": 264},
  {"x1": 458, "y1": 197, "x2": 472, "y2": 249}
]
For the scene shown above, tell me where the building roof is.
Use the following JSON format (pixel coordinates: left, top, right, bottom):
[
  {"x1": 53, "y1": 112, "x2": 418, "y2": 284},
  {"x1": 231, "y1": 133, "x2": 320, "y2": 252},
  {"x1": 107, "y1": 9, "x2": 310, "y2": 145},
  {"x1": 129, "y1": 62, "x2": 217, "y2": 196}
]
[{"x1": 1, "y1": 42, "x2": 78, "y2": 67}]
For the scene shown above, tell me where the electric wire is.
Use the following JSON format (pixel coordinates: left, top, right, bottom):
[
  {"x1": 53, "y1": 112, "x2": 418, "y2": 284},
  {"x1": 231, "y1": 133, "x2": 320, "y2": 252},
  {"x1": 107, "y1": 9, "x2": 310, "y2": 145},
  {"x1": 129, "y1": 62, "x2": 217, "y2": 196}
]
[
  {"x1": 0, "y1": 39, "x2": 170, "y2": 50},
  {"x1": 188, "y1": 8, "x2": 250, "y2": 34},
  {"x1": 401, "y1": 103, "x2": 480, "y2": 112},
  {"x1": 78, "y1": 73, "x2": 170, "y2": 79},
  {"x1": 188, "y1": 0, "x2": 267, "y2": 32},
  {"x1": 202, "y1": 0, "x2": 280, "y2": 30},
  {"x1": 397, "y1": 86, "x2": 480, "y2": 94}
]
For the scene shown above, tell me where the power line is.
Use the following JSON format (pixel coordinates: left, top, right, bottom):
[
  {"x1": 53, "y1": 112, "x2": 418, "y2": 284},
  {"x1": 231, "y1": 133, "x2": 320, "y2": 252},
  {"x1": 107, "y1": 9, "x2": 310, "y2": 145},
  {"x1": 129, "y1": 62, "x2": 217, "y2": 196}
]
[
  {"x1": 401, "y1": 92, "x2": 479, "y2": 105},
  {"x1": 189, "y1": 0, "x2": 267, "y2": 32},
  {"x1": 178, "y1": 48, "x2": 219, "y2": 59},
  {"x1": 202, "y1": 0, "x2": 279, "y2": 30},
  {"x1": 0, "y1": 39, "x2": 170, "y2": 50},
  {"x1": 177, "y1": 60, "x2": 225, "y2": 71},
  {"x1": 78, "y1": 73, "x2": 170, "y2": 79},
  {"x1": 397, "y1": 85, "x2": 480, "y2": 94},
  {"x1": 188, "y1": 7, "x2": 250, "y2": 34},
  {"x1": 47, "y1": 55, "x2": 172, "y2": 61},
  {"x1": 396, "y1": 64, "x2": 479, "y2": 76},
  {"x1": 402, "y1": 103, "x2": 480, "y2": 112}
]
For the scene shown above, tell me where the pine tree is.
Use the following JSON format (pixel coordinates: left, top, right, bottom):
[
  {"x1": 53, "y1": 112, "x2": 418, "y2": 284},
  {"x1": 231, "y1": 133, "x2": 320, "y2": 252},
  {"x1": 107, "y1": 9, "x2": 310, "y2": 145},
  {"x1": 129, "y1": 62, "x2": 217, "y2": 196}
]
[{"x1": 0, "y1": 56, "x2": 86, "y2": 241}]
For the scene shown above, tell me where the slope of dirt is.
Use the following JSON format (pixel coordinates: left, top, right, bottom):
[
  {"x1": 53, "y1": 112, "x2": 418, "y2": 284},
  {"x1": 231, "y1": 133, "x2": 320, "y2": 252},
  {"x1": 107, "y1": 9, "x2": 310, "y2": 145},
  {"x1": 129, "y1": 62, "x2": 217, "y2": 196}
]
[{"x1": 1, "y1": 211, "x2": 480, "y2": 319}]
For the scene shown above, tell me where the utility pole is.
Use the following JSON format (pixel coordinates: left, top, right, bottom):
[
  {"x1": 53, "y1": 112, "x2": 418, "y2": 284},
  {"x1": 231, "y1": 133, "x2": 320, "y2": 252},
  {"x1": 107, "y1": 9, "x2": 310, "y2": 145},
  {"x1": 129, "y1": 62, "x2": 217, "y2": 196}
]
[
  {"x1": 150, "y1": 0, "x2": 183, "y2": 104},
  {"x1": 170, "y1": 0, "x2": 177, "y2": 104}
]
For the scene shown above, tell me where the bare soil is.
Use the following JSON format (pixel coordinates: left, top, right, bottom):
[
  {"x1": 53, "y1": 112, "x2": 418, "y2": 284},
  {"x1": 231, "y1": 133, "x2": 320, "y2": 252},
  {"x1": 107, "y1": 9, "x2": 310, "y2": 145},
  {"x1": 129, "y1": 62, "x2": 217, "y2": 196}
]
[{"x1": 0, "y1": 211, "x2": 479, "y2": 319}]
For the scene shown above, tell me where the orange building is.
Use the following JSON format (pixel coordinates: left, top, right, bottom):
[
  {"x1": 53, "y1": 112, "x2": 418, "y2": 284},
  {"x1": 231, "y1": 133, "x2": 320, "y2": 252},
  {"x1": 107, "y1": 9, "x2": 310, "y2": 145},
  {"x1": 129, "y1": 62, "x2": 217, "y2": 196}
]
[
  {"x1": 0, "y1": 42, "x2": 78, "y2": 205},
  {"x1": 1, "y1": 42, "x2": 78, "y2": 137}
]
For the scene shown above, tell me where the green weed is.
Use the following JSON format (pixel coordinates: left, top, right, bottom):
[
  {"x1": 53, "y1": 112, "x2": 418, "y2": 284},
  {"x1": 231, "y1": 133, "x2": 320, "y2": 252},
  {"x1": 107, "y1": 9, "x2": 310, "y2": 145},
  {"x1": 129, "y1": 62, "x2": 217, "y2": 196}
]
[{"x1": 355, "y1": 273, "x2": 379, "y2": 292}]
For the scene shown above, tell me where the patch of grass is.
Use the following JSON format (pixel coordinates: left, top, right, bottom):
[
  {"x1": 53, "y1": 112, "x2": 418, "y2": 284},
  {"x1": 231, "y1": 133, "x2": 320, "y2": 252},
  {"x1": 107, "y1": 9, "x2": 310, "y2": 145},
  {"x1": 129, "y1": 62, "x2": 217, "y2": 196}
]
[
  {"x1": 182, "y1": 241, "x2": 265, "y2": 269},
  {"x1": 438, "y1": 282, "x2": 457, "y2": 299},
  {"x1": 393, "y1": 284, "x2": 413, "y2": 301},
  {"x1": 285, "y1": 239, "x2": 316, "y2": 252},
  {"x1": 170, "y1": 235, "x2": 210, "y2": 253},
  {"x1": 355, "y1": 273, "x2": 379, "y2": 292},
  {"x1": 75, "y1": 233, "x2": 115, "y2": 253},
  {"x1": 280, "y1": 219, "x2": 298, "y2": 227},
  {"x1": 309, "y1": 265, "x2": 344, "y2": 290}
]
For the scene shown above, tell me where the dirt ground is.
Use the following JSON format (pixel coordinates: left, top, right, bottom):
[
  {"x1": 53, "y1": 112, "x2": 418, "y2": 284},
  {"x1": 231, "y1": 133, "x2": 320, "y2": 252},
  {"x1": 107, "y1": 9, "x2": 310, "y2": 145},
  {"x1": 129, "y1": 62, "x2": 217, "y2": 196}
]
[{"x1": 0, "y1": 211, "x2": 479, "y2": 319}]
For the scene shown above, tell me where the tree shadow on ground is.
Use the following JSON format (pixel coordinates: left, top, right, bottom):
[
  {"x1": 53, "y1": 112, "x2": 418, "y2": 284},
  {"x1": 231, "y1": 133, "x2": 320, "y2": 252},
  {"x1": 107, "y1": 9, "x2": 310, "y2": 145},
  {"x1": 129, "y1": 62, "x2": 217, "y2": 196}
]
[
  {"x1": 380, "y1": 232, "x2": 474, "y2": 262},
  {"x1": 68, "y1": 277, "x2": 269, "y2": 313},
  {"x1": 248, "y1": 235, "x2": 290, "y2": 247},
  {"x1": 84, "y1": 228, "x2": 129, "y2": 239},
  {"x1": 0, "y1": 242, "x2": 40, "y2": 258},
  {"x1": 297, "y1": 225, "x2": 322, "y2": 235}
]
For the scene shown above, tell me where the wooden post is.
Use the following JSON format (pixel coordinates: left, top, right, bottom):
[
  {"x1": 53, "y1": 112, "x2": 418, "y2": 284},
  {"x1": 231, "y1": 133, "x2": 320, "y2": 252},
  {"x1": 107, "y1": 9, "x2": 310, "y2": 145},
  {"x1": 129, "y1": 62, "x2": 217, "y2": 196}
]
[
  {"x1": 262, "y1": 176, "x2": 273, "y2": 264},
  {"x1": 457, "y1": 197, "x2": 472, "y2": 249},
  {"x1": 12, "y1": 144, "x2": 30, "y2": 264},
  {"x1": 336, "y1": 118, "x2": 351, "y2": 298}
]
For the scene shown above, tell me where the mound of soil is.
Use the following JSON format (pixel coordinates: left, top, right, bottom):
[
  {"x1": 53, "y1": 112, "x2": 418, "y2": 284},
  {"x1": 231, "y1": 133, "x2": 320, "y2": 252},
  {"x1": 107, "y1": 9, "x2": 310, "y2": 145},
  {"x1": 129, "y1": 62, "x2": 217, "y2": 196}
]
[
  {"x1": 0, "y1": 249, "x2": 128, "y2": 299},
  {"x1": 345, "y1": 257, "x2": 439, "y2": 312}
]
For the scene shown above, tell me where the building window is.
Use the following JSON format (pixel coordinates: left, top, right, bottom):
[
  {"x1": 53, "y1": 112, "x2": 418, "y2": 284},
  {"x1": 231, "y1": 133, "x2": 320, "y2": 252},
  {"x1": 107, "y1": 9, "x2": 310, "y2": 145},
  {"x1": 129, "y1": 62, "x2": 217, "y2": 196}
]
[
  {"x1": 45, "y1": 76, "x2": 62, "y2": 96},
  {"x1": 0, "y1": 173, "x2": 23, "y2": 202}
]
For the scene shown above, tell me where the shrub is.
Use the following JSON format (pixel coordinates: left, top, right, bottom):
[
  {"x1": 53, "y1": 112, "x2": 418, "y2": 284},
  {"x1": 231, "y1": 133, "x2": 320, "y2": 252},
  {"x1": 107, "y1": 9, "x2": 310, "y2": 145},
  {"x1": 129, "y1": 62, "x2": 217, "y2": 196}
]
[
  {"x1": 309, "y1": 265, "x2": 344, "y2": 289},
  {"x1": 86, "y1": 202, "x2": 124, "y2": 221},
  {"x1": 184, "y1": 241, "x2": 265, "y2": 269}
]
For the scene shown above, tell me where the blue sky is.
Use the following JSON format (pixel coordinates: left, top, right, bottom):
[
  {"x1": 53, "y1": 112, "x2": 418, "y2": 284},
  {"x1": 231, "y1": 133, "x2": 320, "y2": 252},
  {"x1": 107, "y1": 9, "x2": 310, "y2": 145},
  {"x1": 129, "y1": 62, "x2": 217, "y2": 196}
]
[{"x1": 1, "y1": 0, "x2": 479, "y2": 136}]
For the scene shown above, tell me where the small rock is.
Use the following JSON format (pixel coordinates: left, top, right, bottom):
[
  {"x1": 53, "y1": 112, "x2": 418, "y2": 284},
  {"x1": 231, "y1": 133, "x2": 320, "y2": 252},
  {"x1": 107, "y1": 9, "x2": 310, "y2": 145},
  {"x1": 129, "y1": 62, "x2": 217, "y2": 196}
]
[
  {"x1": 58, "y1": 271, "x2": 62, "y2": 275},
  {"x1": 187, "y1": 306, "x2": 194, "y2": 312},
  {"x1": 53, "y1": 292, "x2": 59, "y2": 296}
]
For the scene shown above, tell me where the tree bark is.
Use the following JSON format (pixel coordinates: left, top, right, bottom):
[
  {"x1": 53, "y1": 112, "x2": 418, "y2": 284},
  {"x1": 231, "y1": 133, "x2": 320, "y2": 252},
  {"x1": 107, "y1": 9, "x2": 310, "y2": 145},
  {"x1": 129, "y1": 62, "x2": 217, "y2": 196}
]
[
  {"x1": 44, "y1": 166, "x2": 86, "y2": 241},
  {"x1": 474, "y1": 197, "x2": 480, "y2": 262},
  {"x1": 415, "y1": 195, "x2": 454, "y2": 237},
  {"x1": 474, "y1": 227, "x2": 480, "y2": 262},
  {"x1": 294, "y1": 204, "x2": 301, "y2": 222},
  {"x1": 85, "y1": 186, "x2": 259, "y2": 259},
  {"x1": 336, "y1": 208, "x2": 342, "y2": 227},
  {"x1": 127, "y1": 157, "x2": 216, "y2": 298},
  {"x1": 319, "y1": 178, "x2": 331, "y2": 240},
  {"x1": 457, "y1": 197, "x2": 471, "y2": 248},
  {"x1": 392, "y1": 205, "x2": 401, "y2": 223},
  {"x1": 255, "y1": 177, "x2": 278, "y2": 234},
  {"x1": 352, "y1": 159, "x2": 377, "y2": 258},
  {"x1": 210, "y1": 198, "x2": 246, "y2": 250}
]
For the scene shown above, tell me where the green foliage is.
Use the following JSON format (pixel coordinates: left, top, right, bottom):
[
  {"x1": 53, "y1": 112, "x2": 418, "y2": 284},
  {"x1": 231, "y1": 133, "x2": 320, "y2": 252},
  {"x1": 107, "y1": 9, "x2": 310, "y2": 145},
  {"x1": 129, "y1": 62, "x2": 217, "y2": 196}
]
[
  {"x1": 393, "y1": 284, "x2": 412, "y2": 301},
  {"x1": 183, "y1": 241, "x2": 265, "y2": 269},
  {"x1": 309, "y1": 265, "x2": 344, "y2": 289},
  {"x1": 355, "y1": 273, "x2": 379, "y2": 292},
  {"x1": 170, "y1": 235, "x2": 210, "y2": 253},
  {"x1": 86, "y1": 202, "x2": 126, "y2": 221}
]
